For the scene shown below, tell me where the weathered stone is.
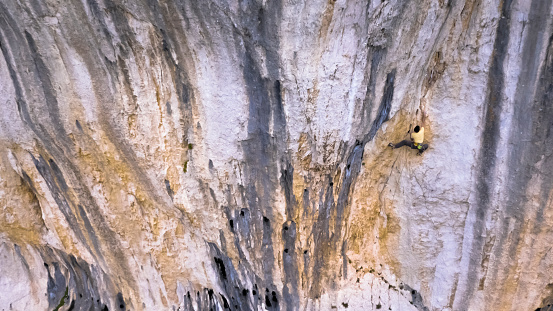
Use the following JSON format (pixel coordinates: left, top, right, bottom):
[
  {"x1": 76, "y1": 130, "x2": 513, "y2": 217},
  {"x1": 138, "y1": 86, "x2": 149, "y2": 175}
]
[{"x1": 1, "y1": 0, "x2": 553, "y2": 310}]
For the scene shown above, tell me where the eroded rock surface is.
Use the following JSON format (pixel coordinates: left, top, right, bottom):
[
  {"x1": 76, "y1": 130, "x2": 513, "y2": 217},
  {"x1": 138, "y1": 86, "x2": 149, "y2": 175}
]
[{"x1": 1, "y1": 0, "x2": 553, "y2": 310}]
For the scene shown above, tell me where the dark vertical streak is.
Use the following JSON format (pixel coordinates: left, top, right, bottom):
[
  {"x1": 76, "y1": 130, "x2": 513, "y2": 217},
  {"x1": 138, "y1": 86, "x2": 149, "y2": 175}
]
[
  {"x1": 280, "y1": 162, "x2": 300, "y2": 309},
  {"x1": 455, "y1": 0, "x2": 513, "y2": 306},
  {"x1": 310, "y1": 181, "x2": 335, "y2": 298},
  {"x1": 308, "y1": 70, "x2": 395, "y2": 299},
  {"x1": 234, "y1": 0, "x2": 285, "y2": 308},
  {"x1": 0, "y1": 4, "x2": 36, "y2": 128},
  {"x1": 24, "y1": 31, "x2": 66, "y2": 138},
  {"x1": 533, "y1": 34, "x2": 553, "y2": 224},
  {"x1": 483, "y1": 1, "x2": 553, "y2": 301},
  {"x1": 282, "y1": 220, "x2": 299, "y2": 310},
  {"x1": 485, "y1": 0, "x2": 553, "y2": 306},
  {"x1": 280, "y1": 164, "x2": 295, "y2": 219},
  {"x1": 362, "y1": 48, "x2": 385, "y2": 128}
]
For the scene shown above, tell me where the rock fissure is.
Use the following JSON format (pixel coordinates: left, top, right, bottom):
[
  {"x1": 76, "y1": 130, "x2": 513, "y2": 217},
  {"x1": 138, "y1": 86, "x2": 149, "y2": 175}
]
[{"x1": 2, "y1": 1, "x2": 553, "y2": 310}]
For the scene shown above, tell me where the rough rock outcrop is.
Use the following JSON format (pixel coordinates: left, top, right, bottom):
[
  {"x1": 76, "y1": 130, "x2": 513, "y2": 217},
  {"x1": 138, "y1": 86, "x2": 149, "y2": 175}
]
[{"x1": 1, "y1": 0, "x2": 553, "y2": 310}]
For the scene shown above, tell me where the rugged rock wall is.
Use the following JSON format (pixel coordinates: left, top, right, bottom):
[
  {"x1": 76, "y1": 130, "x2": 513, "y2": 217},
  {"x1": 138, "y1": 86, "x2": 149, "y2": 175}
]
[{"x1": 1, "y1": 0, "x2": 553, "y2": 310}]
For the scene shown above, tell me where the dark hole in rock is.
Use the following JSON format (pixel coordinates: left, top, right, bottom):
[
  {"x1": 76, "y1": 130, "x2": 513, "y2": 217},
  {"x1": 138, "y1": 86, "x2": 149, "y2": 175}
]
[
  {"x1": 97, "y1": 299, "x2": 100, "y2": 303},
  {"x1": 411, "y1": 290, "x2": 416, "y2": 294},
  {"x1": 265, "y1": 295, "x2": 272, "y2": 307},
  {"x1": 284, "y1": 226, "x2": 288, "y2": 230},
  {"x1": 240, "y1": 210, "x2": 245, "y2": 216},
  {"x1": 356, "y1": 278, "x2": 360, "y2": 283},
  {"x1": 221, "y1": 294, "x2": 230, "y2": 309},
  {"x1": 272, "y1": 291, "x2": 278, "y2": 302},
  {"x1": 44, "y1": 263, "x2": 48, "y2": 267},
  {"x1": 242, "y1": 289, "x2": 248, "y2": 296},
  {"x1": 376, "y1": 303, "x2": 382, "y2": 309},
  {"x1": 252, "y1": 290, "x2": 257, "y2": 295},
  {"x1": 284, "y1": 249, "x2": 288, "y2": 253},
  {"x1": 263, "y1": 216, "x2": 269, "y2": 223},
  {"x1": 116, "y1": 293, "x2": 125, "y2": 310},
  {"x1": 330, "y1": 182, "x2": 334, "y2": 186},
  {"x1": 102, "y1": 306, "x2": 108, "y2": 311},
  {"x1": 342, "y1": 302, "x2": 349, "y2": 308},
  {"x1": 304, "y1": 250, "x2": 308, "y2": 254},
  {"x1": 229, "y1": 220, "x2": 234, "y2": 229},
  {"x1": 79, "y1": 294, "x2": 82, "y2": 298},
  {"x1": 347, "y1": 165, "x2": 350, "y2": 169}
]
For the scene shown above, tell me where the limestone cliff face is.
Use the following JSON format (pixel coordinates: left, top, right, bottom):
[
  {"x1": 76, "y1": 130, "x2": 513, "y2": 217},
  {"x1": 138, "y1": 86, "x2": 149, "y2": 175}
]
[{"x1": 1, "y1": 0, "x2": 553, "y2": 310}]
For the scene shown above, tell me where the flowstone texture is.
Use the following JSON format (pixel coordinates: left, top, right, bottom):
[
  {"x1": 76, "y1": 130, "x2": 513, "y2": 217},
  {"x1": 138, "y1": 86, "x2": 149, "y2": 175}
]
[{"x1": 1, "y1": 0, "x2": 553, "y2": 310}]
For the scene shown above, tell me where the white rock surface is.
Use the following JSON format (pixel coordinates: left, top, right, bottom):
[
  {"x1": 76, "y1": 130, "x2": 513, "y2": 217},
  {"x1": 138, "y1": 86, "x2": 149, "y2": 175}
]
[{"x1": 1, "y1": 0, "x2": 553, "y2": 310}]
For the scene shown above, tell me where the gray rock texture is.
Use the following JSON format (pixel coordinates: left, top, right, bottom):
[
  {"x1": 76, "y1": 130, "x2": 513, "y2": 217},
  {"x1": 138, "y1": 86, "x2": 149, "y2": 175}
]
[{"x1": 1, "y1": 0, "x2": 553, "y2": 310}]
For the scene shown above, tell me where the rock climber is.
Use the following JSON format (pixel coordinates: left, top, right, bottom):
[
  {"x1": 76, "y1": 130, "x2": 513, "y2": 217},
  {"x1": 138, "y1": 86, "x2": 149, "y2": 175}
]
[{"x1": 388, "y1": 112, "x2": 428, "y2": 155}]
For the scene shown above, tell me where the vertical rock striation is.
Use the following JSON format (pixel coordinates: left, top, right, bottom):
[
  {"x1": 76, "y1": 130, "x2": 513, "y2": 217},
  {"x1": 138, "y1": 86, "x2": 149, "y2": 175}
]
[{"x1": 1, "y1": 0, "x2": 553, "y2": 310}]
